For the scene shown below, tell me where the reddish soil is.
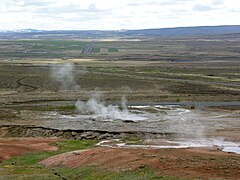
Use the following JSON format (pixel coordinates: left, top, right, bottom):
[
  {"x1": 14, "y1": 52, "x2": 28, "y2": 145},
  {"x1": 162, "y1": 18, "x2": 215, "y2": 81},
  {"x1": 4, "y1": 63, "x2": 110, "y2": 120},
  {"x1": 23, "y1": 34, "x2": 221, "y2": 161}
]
[
  {"x1": 0, "y1": 138, "x2": 58, "y2": 162},
  {"x1": 40, "y1": 147, "x2": 240, "y2": 180}
]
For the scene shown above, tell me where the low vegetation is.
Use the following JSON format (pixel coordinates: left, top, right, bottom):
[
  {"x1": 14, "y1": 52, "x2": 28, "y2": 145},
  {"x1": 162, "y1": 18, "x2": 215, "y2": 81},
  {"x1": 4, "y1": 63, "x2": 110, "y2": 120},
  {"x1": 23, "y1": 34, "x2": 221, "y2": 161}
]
[{"x1": 0, "y1": 139, "x2": 180, "y2": 179}]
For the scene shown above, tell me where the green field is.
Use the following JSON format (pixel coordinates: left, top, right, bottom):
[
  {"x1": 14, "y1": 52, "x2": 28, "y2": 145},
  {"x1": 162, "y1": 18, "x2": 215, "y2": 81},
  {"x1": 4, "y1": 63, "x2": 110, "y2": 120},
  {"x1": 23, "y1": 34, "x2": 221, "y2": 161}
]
[
  {"x1": 0, "y1": 140, "x2": 179, "y2": 180},
  {"x1": 0, "y1": 34, "x2": 240, "y2": 179}
]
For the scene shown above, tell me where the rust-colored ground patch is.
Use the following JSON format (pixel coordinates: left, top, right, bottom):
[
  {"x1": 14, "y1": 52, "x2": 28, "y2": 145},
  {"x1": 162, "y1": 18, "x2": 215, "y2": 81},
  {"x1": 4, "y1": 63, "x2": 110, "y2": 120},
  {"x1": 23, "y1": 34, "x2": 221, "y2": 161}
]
[
  {"x1": 40, "y1": 147, "x2": 240, "y2": 179},
  {"x1": 0, "y1": 138, "x2": 58, "y2": 162}
]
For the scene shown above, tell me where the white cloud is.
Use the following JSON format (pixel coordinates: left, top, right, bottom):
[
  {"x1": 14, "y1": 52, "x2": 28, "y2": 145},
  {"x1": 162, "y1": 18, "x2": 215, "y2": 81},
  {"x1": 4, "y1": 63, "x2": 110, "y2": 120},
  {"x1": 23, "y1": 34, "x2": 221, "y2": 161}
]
[
  {"x1": 193, "y1": 4, "x2": 213, "y2": 11},
  {"x1": 0, "y1": 0, "x2": 239, "y2": 30},
  {"x1": 212, "y1": 0, "x2": 224, "y2": 5}
]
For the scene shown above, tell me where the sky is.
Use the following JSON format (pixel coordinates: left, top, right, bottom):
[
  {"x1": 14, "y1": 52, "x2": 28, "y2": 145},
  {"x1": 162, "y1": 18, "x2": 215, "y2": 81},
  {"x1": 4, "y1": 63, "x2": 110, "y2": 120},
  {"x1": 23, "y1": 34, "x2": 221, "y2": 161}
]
[{"x1": 0, "y1": 0, "x2": 240, "y2": 30}]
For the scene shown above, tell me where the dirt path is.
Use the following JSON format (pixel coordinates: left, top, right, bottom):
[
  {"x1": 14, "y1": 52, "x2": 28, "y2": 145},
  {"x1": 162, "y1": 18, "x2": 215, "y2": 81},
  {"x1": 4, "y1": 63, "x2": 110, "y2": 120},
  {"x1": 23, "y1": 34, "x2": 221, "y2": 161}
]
[
  {"x1": 0, "y1": 138, "x2": 58, "y2": 162},
  {"x1": 40, "y1": 147, "x2": 240, "y2": 179},
  {"x1": 16, "y1": 77, "x2": 38, "y2": 92},
  {"x1": 81, "y1": 41, "x2": 96, "y2": 55}
]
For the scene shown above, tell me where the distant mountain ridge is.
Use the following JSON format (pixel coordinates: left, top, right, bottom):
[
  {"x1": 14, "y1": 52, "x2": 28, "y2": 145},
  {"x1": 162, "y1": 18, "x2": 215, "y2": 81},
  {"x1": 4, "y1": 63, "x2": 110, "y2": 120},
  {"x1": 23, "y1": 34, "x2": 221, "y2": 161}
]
[
  {"x1": 121, "y1": 25, "x2": 240, "y2": 36},
  {"x1": 1, "y1": 25, "x2": 240, "y2": 39}
]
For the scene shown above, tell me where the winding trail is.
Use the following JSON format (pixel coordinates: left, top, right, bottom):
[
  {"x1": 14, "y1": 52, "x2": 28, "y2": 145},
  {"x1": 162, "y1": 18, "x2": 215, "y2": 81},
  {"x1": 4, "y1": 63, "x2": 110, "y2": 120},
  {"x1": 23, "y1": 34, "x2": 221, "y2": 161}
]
[{"x1": 16, "y1": 77, "x2": 38, "y2": 92}]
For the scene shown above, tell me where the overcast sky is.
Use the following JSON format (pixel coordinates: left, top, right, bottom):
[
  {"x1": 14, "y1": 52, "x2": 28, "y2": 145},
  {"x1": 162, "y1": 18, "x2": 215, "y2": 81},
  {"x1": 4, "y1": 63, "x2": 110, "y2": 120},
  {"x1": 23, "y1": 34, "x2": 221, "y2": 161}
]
[{"x1": 0, "y1": 0, "x2": 240, "y2": 30}]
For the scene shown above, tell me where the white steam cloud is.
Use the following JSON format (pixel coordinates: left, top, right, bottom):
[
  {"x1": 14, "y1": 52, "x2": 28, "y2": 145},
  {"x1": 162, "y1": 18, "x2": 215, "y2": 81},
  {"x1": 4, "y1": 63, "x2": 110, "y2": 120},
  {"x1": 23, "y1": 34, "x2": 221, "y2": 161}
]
[
  {"x1": 51, "y1": 63, "x2": 145, "y2": 121},
  {"x1": 75, "y1": 92, "x2": 146, "y2": 121},
  {"x1": 51, "y1": 63, "x2": 80, "y2": 90}
]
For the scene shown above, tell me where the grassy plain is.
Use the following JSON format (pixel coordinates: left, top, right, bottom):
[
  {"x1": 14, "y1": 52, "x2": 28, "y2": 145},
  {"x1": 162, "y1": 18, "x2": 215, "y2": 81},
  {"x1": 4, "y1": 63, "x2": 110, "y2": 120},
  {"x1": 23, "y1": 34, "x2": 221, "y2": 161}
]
[
  {"x1": 0, "y1": 139, "x2": 178, "y2": 180},
  {"x1": 0, "y1": 34, "x2": 239, "y2": 179},
  {"x1": 0, "y1": 35, "x2": 240, "y2": 122}
]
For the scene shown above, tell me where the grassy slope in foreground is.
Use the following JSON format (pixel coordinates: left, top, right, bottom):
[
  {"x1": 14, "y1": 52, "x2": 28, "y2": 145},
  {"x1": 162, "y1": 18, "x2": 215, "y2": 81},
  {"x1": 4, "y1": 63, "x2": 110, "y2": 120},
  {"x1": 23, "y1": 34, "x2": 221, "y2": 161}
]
[{"x1": 0, "y1": 139, "x2": 179, "y2": 180}]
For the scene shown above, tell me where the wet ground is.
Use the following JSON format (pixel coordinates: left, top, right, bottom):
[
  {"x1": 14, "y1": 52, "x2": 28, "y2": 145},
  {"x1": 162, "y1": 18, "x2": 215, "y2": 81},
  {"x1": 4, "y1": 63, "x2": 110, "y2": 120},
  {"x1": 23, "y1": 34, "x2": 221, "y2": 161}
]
[
  {"x1": 1, "y1": 104, "x2": 239, "y2": 154},
  {"x1": 0, "y1": 103, "x2": 239, "y2": 179},
  {"x1": 15, "y1": 105, "x2": 238, "y2": 135}
]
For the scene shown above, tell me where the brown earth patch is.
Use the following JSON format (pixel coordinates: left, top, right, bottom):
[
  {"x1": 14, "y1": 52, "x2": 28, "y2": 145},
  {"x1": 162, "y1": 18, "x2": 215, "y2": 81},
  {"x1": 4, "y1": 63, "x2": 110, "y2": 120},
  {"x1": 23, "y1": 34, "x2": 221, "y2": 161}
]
[
  {"x1": 0, "y1": 138, "x2": 58, "y2": 162},
  {"x1": 40, "y1": 147, "x2": 240, "y2": 179}
]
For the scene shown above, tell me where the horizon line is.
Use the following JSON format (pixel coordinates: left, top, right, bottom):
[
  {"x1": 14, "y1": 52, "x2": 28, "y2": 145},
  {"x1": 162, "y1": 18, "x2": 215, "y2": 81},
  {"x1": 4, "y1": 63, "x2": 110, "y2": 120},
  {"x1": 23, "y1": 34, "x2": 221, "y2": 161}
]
[{"x1": 1, "y1": 24, "x2": 240, "y2": 32}]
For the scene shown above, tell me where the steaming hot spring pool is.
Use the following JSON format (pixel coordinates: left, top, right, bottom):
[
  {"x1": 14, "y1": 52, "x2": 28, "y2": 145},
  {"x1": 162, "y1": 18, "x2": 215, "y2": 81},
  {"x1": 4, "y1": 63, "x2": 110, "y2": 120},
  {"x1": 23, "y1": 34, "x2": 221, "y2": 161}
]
[{"x1": 41, "y1": 105, "x2": 240, "y2": 154}]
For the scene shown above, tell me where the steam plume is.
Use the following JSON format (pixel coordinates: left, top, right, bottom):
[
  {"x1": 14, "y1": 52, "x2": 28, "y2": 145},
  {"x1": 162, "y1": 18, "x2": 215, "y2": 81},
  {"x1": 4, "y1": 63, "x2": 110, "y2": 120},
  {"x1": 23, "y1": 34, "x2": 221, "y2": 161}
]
[
  {"x1": 75, "y1": 91, "x2": 145, "y2": 121},
  {"x1": 51, "y1": 63, "x2": 80, "y2": 90}
]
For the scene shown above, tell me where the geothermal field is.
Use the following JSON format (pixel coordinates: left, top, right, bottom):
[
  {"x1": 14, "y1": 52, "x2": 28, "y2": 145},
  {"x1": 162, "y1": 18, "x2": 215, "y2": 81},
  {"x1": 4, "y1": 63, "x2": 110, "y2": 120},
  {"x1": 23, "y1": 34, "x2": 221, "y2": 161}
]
[{"x1": 0, "y1": 29, "x2": 240, "y2": 179}]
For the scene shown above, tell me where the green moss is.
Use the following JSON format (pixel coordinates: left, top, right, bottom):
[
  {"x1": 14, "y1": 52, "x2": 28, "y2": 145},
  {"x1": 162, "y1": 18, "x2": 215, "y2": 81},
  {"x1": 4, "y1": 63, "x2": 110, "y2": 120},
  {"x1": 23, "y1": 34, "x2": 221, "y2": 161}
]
[
  {"x1": 1, "y1": 140, "x2": 96, "y2": 166},
  {"x1": 0, "y1": 140, "x2": 97, "y2": 179},
  {"x1": 121, "y1": 134, "x2": 143, "y2": 145},
  {"x1": 0, "y1": 139, "x2": 181, "y2": 180}
]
